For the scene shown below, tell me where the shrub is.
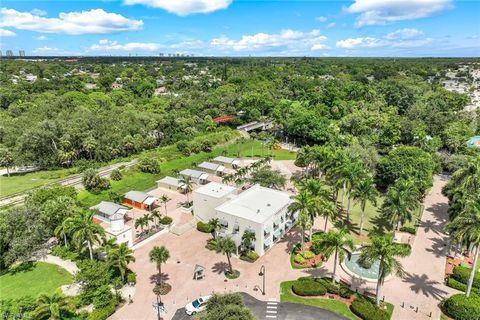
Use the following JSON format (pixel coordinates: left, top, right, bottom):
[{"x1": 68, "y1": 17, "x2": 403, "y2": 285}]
[
  {"x1": 87, "y1": 301, "x2": 116, "y2": 320},
  {"x1": 51, "y1": 245, "x2": 81, "y2": 261},
  {"x1": 447, "y1": 277, "x2": 480, "y2": 295},
  {"x1": 197, "y1": 221, "x2": 214, "y2": 233},
  {"x1": 399, "y1": 226, "x2": 417, "y2": 235},
  {"x1": 138, "y1": 158, "x2": 160, "y2": 174},
  {"x1": 240, "y1": 251, "x2": 259, "y2": 263},
  {"x1": 159, "y1": 216, "x2": 172, "y2": 225},
  {"x1": 291, "y1": 278, "x2": 327, "y2": 296},
  {"x1": 443, "y1": 294, "x2": 480, "y2": 320},
  {"x1": 311, "y1": 241, "x2": 322, "y2": 255},
  {"x1": 82, "y1": 169, "x2": 110, "y2": 193},
  {"x1": 110, "y1": 169, "x2": 122, "y2": 181},
  {"x1": 92, "y1": 285, "x2": 115, "y2": 309},
  {"x1": 300, "y1": 250, "x2": 315, "y2": 259},
  {"x1": 206, "y1": 239, "x2": 218, "y2": 251},
  {"x1": 294, "y1": 254, "x2": 306, "y2": 265},
  {"x1": 350, "y1": 297, "x2": 389, "y2": 320},
  {"x1": 452, "y1": 266, "x2": 480, "y2": 289},
  {"x1": 339, "y1": 286, "x2": 356, "y2": 299},
  {"x1": 127, "y1": 272, "x2": 136, "y2": 285},
  {"x1": 317, "y1": 278, "x2": 340, "y2": 294}
]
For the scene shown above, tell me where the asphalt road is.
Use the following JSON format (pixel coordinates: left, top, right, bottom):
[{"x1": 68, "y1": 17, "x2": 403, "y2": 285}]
[{"x1": 172, "y1": 292, "x2": 348, "y2": 320}]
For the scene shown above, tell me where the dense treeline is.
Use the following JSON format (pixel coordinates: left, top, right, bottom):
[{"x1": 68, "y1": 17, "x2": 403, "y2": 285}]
[{"x1": 0, "y1": 57, "x2": 479, "y2": 169}]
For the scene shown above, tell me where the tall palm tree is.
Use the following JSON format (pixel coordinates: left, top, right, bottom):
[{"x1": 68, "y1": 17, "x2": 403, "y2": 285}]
[
  {"x1": 341, "y1": 161, "x2": 366, "y2": 222},
  {"x1": 446, "y1": 195, "x2": 480, "y2": 297},
  {"x1": 381, "y1": 179, "x2": 419, "y2": 230},
  {"x1": 288, "y1": 190, "x2": 317, "y2": 241},
  {"x1": 109, "y1": 243, "x2": 136, "y2": 282},
  {"x1": 159, "y1": 194, "x2": 171, "y2": 216},
  {"x1": 351, "y1": 175, "x2": 379, "y2": 235},
  {"x1": 215, "y1": 236, "x2": 236, "y2": 273},
  {"x1": 151, "y1": 211, "x2": 162, "y2": 227},
  {"x1": 101, "y1": 237, "x2": 119, "y2": 258},
  {"x1": 296, "y1": 211, "x2": 312, "y2": 249},
  {"x1": 315, "y1": 228, "x2": 354, "y2": 283},
  {"x1": 149, "y1": 246, "x2": 170, "y2": 288},
  {"x1": 67, "y1": 211, "x2": 105, "y2": 260},
  {"x1": 359, "y1": 235, "x2": 410, "y2": 306},
  {"x1": 134, "y1": 216, "x2": 147, "y2": 233},
  {"x1": 179, "y1": 175, "x2": 195, "y2": 203},
  {"x1": 54, "y1": 218, "x2": 72, "y2": 247},
  {"x1": 241, "y1": 230, "x2": 256, "y2": 252},
  {"x1": 208, "y1": 218, "x2": 220, "y2": 239},
  {"x1": 33, "y1": 292, "x2": 71, "y2": 320}
]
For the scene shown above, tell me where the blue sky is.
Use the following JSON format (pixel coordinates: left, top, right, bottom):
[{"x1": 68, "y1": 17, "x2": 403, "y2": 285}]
[{"x1": 0, "y1": 0, "x2": 479, "y2": 57}]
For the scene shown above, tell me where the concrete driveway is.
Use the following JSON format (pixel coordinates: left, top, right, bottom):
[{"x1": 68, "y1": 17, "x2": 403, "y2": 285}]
[{"x1": 171, "y1": 292, "x2": 348, "y2": 320}]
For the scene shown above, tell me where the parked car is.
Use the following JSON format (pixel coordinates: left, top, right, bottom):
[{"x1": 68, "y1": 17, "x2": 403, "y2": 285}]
[{"x1": 185, "y1": 295, "x2": 211, "y2": 315}]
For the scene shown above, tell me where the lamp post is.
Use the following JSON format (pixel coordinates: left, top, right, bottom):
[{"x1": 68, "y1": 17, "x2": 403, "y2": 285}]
[{"x1": 259, "y1": 265, "x2": 266, "y2": 296}]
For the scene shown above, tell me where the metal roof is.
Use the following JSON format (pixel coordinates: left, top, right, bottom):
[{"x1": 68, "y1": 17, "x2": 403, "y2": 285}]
[
  {"x1": 198, "y1": 161, "x2": 224, "y2": 172},
  {"x1": 124, "y1": 191, "x2": 149, "y2": 203},
  {"x1": 180, "y1": 169, "x2": 209, "y2": 180},
  {"x1": 213, "y1": 156, "x2": 239, "y2": 164},
  {"x1": 90, "y1": 201, "x2": 128, "y2": 217},
  {"x1": 157, "y1": 176, "x2": 183, "y2": 188}
]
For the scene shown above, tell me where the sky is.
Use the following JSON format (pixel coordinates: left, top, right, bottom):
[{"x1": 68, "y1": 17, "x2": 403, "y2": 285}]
[{"x1": 0, "y1": 0, "x2": 479, "y2": 57}]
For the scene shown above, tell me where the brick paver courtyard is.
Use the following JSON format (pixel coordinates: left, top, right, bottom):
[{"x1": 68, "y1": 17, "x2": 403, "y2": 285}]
[{"x1": 111, "y1": 164, "x2": 455, "y2": 320}]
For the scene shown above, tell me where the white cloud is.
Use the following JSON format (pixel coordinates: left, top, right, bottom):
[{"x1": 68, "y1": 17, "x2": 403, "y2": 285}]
[
  {"x1": 34, "y1": 35, "x2": 48, "y2": 40},
  {"x1": 345, "y1": 0, "x2": 453, "y2": 27},
  {"x1": 30, "y1": 9, "x2": 47, "y2": 16},
  {"x1": 123, "y1": 0, "x2": 232, "y2": 16},
  {"x1": 311, "y1": 43, "x2": 328, "y2": 50},
  {"x1": 89, "y1": 39, "x2": 162, "y2": 51},
  {"x1": 211, "y1": 29, "x2": 327, "y2": 52},
  {"x1": 0, "y1": 28, "x2": 15, "y2": 37},
  {"x1": 0, "y1": 8, "x2": 143, "y2": 35},
  {"x1": 336, "y1": 28, "x2": 433, "y2": 49},
  {"x1": 327, "y1": 22, "x2": 336, "y2": 28},
  {"x1": 33, "y1": 46, "x2": 60, "y2": 53},
  {"x1": 315, "y1": 16, "x2": 328, "y2": 22}
]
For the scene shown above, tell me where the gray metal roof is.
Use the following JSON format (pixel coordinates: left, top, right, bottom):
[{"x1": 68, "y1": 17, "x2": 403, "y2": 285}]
[
  {"x1": 180, "y1": 169, "x2": 208, "y2": 179},
  {"x1": 124, "y1": 190, "x2": 149, "y2": 203},
  {"x1": 198, "y1": 161, "x2": 223, "y2": 171},
  {"x1": 213, "y1": 156, "x2": 239, "y2": 164},
  {"x1": 157, "y1": 176, "x2": 183, "y2": 187},
  {"x1": 90, "y1": 201, "x2": 128, "y2": 217}
]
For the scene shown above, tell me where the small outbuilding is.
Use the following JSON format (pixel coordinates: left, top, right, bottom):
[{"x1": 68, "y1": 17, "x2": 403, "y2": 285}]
[
  {"x1": 157, "y1": 176, "x2": 186, "y2": 192},
  {"x1": 198, "y1": 161, "x2": 225, "y2": 176},
  {"x1": 179, "y1": 169, "x2": 209, "y2": 185},
  {"x1": 212, "y1": 156, "x2": 240, "y2": 169},
  {"x1": 123, "y1": 191, "x2": 157, "y2": 211}
]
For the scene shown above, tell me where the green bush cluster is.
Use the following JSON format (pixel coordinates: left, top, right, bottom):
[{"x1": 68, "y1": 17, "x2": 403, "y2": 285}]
[
  {"x1": 127, "y1": 272, "x2": 136, "y2": 285},
  {"x1": 51, "y1": 245, "x2": 82, "y2": 261},
  {"x1": 451, "y1": 266, "x2": 480, "y2": 289},
  {"x1": 176, "y1": 139, "x2": 214, "y2": 156},
  {"x1": 291, "y1": 277, "x2": 327, "y2": 296},
  {"x1": 442, "y1": 294, "x2": 480, "y2": 320},
  {"x1": 110, "y1": 169, "x2": 123, "y2": 181},
  {"x1": 240, "y1": 251, "x2": 259, "y2": 263},
  {"x1": 316, "y1": 278, "x2": 356, "y2": 299},
  {"x1": 447, "y1": 277, "x2": 480, "y2": 295},
  {"x1": 87, "y1": 301, "x2": 117, "y2": 320},
  {"x1": 350, "y1": 297, "x2": 389, "y2": 320},
  {"x1": 159, "y1": 216, "x2": 173, "y2": 225},
  {"x1": 206, "y1": 239, "x2": 218, "y2": 251},
  {"x1": 197, "y1": 221, "x2": 214, "y2": 233},
  {"x1": 399, "y1": 226, "x2": 417, "y2": 235},
  {"x1": 137, "y1": 157, "x2": 161, "y2": 174}
]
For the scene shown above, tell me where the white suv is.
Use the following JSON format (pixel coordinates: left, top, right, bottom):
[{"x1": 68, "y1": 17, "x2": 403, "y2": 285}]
[{"x1": 185, "y1": 295, "x2": 211, "y2": 315}]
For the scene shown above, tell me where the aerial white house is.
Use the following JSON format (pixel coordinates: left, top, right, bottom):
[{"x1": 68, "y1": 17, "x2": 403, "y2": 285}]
[
  {"x1": 157, "y1": 176, "x2": 186, "y2": 192},
  {"x1": 193, "y1": 183, "x2": 294, "y2": 256},
  {"x1": 212, "y1": 156, "x2": 240, "y2": 169},
  {"x1": 180, "y1": 169, "x2": 209, "y2": 185},
  {"x1": 197, "y1": 161, "x2": 225, "y2": 176},
  {"x1": 90, "y1": 201, "x2": 133, "y2": 247}
]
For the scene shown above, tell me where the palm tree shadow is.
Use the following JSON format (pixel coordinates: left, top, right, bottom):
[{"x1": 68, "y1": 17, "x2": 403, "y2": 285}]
[
  {"x1": 149, "y1": 272, "x2": 170, "y2": 284},
  {"x1": 425, "y1": 202, "x2": 449, "y2": 222},
  {"x1": 278, "y1": 227, "x2": 303, "y2": 254},
  {"x1": 368, "y1": 212, "x2": 392, "y2": 235},
  {"x1": 425, "y1": 237, "x2": 448, "y2": 258},
  {"x1": 419, "y1": 219, "x2": 443, "y2": 235},
  {"x1": 402, "y1": 272, "x2": 448, "y2": 301},
  {"x1": 212, "y1": 261, "x2": 229, "y2": 275},
  {"x1": 300, "y1": 266, "x2": 329, "y2": 278},
  {"x1": 333, "y1": 213, "x2": 360, "y2": 235}
]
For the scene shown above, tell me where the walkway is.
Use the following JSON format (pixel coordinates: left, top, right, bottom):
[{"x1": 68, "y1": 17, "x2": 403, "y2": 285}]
[
  {"x1": 111, "y1": 175, "x2": 455, "y2": 320},
  {"x1": 38, "y1": 254, "x2": 78, "y2": 274}
]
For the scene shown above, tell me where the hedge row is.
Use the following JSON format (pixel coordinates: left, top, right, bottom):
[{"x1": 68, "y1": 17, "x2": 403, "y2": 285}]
[
  {"x1": 442, "y1": 294, "x2": 480, "y2": 320},
  {"x1": 451, "y1": 266, "x2": 480, "y2": 289},
  {"x1": 447, "y1": 277, "x2": 480, "y2": 295},
  {"x1": 317, "y1": 278, "x2": 355, "y2": 299},
  {"x1": 350, "y1": 297, "x2": 390, "y2": 320},
  {"x1": 291, "y1": 278, "x2": 327, "y2": 296},
  {"x1": 197, "y1": 221, "x2": 214, "y2": 233}
]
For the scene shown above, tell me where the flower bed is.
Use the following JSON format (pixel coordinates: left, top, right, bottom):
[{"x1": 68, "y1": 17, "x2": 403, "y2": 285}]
[{"x1": 290, "y1": 242, "x2": 323, "y2": 269}]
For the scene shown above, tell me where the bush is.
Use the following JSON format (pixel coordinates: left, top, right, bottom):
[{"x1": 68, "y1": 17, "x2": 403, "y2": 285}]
[
  {"x1": 339, "y1": 286, "x2": 356, "y2": 299},
  {"x1": 291, "y1": 278, "x2": 327, "y2": 296},
  {"x1": 452, "y1": 266, "x2": 480, "y2": 289},
  {"x1": 225, "y1": 269, "x2": 240, "y2": 279},
  {"x1": 351, "y1": 297, "x2": 389, "y2": 320},
  {"x1": 138, "y1": 158, "x2": 160, "y2": 174},
  {"x1": 197, "y1": 221, "x2": 214, "y2": 233},
  {"x1": 110, "y1": 169, "x2": 122, "y2": 181},
  {"x1": 240, "y1": 251, "x2": 259, "y2": 263},
  {"x1": 159, "y1": 216, "x2": 172, "y2": 225},
  {"x1": 127, "y1": 272, "x2": 136, "y2": 285},
  {"x1": 447, "y1": 277, "x2": 480, "y2": 295},
  {"x1": 51, "y1": 245, "x2": 81, "y2": 261},
  {"x1": 87, "y1": 301, "x2": 116, "y2": 320},
  {"x1": 443, "y1": 294, "x2": 480, "y2": 320},
  {"x1": 311, "y1": 241, "x2": 322, "y2": 255},
  {"x1": 300, "y1": 250, "x2": 315, "y2": 259},
  {"x1": 92, "y1": 285, "x2": 115, "y2": 309},
  {"x1": 82, "y1": 169, "x2": 110, "y2": 193},
  {"x1": 294, "y1": 254, "x2": 306, "y2": 264},
  {"x1": 399, "y1": 226, "x2": 417, "y2": 235},
  {"x1": 206, "y1": 239, "x2": 218, "y2": 251}
]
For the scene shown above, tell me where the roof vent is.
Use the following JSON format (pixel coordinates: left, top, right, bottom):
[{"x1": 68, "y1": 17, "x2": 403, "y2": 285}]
[
  {"x1": 257, "y1": 209, "x2": 260, "y2": 213},
  {"x1": 267, "y1": 203, "x2": 271, "y2": 207}
]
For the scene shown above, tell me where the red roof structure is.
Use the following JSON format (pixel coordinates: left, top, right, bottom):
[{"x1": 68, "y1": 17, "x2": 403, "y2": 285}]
[{"x1": 213, "y1": 115, "x2": 237, "y2": 124}]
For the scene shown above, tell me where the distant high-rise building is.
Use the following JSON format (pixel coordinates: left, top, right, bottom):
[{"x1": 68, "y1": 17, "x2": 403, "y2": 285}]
[
  {"x1": 19, "y1": 50, "x2": 25, "y2": 57},
  {"x1": 0, "y1": 51, "x2": 2, "y2": 58},
  {"x1": 6, "y1": 50, "x2": 13, "y2": 57},
  {"x1": 159, "y1": 53, "x2": 164, "y2": 57}
]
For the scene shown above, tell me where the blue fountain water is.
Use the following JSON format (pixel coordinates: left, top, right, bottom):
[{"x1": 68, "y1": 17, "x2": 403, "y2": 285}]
[{"x1": 344, "y1": 253, "x2": 380, "y2": 280}]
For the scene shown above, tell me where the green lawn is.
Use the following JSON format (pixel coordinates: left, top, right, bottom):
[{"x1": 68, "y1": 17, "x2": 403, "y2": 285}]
[
  {"x1": 280, "y1": 281, "x2": 359, "y2": 320},
  {"x1": 0, "y1": 168, "x2": 75, "y2": 197},
  {"x1": 0, "y1": 262, "x2": 73, "y2": 300}
]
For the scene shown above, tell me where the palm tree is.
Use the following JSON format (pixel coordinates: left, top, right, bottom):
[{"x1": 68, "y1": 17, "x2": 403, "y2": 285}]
[
  {"x1": 241, "y1": 230, "x2": 256, "y2": 252},
  {"x1": 67, "y1": 210, "x2": 105, "y2": 260},
  {"x1": 298, "y1": 179, "x2": 336, "y2": 232},
  {"x1": 54, "y1": 219, "x2": 71, "y2": 247},
  {"x1": 159, "y1": 194, "x2": 171, "y2": 216},
  {"x1": 151, "y1": 211, "x2": 162, "y2": 227},
  {"x1": 351, "y1": 175, "x2": 379, "y2": 235},
  {"x1": 101, "y1": 237, "x2": 119, "y2": 258},
  {"x1": 296, "y1": 211, "x2": 312, "y2": 249},
  {"x1": 315, "y1": 228, "x2": 354, "y2": 283},
  {"x1": 288, "y1": 190, "x2": 317, "y2": 241},
  {"x1": 179, "y1": 175, "x2": 195, "y2": 203},
  {"x1": 144, "y1": 213, "x2": 154, "y2": 229},
  {"x1": 149, "y1": 246, "x2": 170, "y2": 288},
  {"x1": 381, "y1": 179, "x2": 419, "y2": 230},
  {"x1": 135, "y1": 216, "x2": 147, "y2": 233},
  {"x1": 109, "y1": 243, "x2": 135, "y2": 282},
  {"x1": 359, "y1": 235, "x2": 410, "y2": 306},
  {"x1": 215, "y1": 236, "x2": 236, "y2": 273},
  {"x1": 446, "y1": 195, "x2": 480, "y2": 297},
  {"x1": 209, "y1": 218, "x2": 220, "y2": 239},
  {"x1": 33, "y1": 292, "x2": 71, "y2": 320},
  {"x1": 341, "y1": 161, "x2": 366, "y2": 222}
]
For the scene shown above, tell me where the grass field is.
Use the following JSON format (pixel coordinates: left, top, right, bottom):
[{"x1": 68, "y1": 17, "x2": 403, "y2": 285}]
[
  {"x1": 280, "y1": 281, "x2": 359, "y2": 320},
  {"x1": 0, "y1": 262, "x2": 73, "y2": 300}
]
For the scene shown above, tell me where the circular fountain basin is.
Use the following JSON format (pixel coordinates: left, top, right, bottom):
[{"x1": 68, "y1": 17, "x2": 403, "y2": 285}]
[{"x1": 341, "y1": 253, "x2": 390, "y2": 283}]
